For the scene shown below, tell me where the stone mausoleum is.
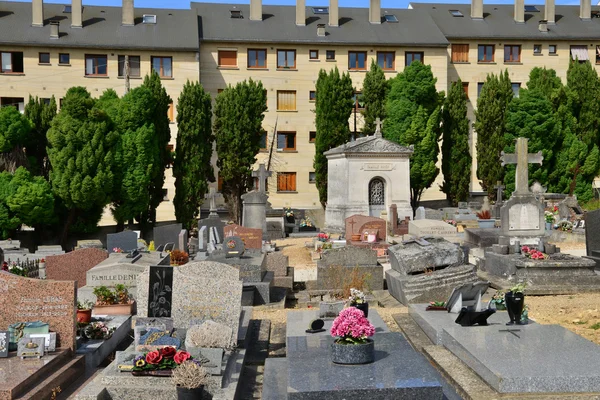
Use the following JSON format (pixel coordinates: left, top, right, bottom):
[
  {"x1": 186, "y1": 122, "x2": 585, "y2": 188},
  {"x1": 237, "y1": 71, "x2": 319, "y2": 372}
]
[{"x1": 324, "y1": 120, "x2": 413, "y2": 232}]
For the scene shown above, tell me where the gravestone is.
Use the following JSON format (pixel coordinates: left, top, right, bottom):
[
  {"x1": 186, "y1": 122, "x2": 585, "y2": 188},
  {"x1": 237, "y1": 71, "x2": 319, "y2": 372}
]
[
  {"x1": 223, "y1": 224, "x2": 262, "y2": 250},
  {"x1": 153, "y1": 223, "x2": 183, "y2": 250},
  {"x1": 46, "y1": 248, "x2": 108, "y2": 288},
  {"x1": 136, "y1": 261, "x2": 243, "y2": 347},
  {"x1": 316, "y1": 246, "x2": 383, "y2": 290},
  {"x1": 415, "y1": 207, "x2": 426, "y2": 220},
  {"x1": 178, "y1": 229, "x2": 188, "y2": 253},
  {"x1": 408, "y1": 219, "x2": 457, "y2": 237},
  {"x1": 76, "y1": 239, "x2": 104, "y2": 250},
  {"x1": 585, "y1": 209, "x2": 600, "y2": 262},
  {"x1": 558, "y1": 196, "x2": 583, "y2": 222},
  {"x1": 106, "y1": 231, "x2": 138, "y2": 254},
  {"x1": 0, "y1": 330, "x2": 8, "y2": 357},
  {"x1": 344, "y1": 214, "x2": 387, "y2": 242},
  {"x1": 199, "y1": 188, "x2": 226, "y2": 245},
  {"x1": 198, "y1": 226, "x2": 208, "y2": 251},
  {"x1": 265, "y1": 252, "x2": 293, "y2": 290},
  {"x1": 224, "y1": 236, "x2": 245, "y2": 258},
  {"x1": 0, "y1": 272, "x2": 76, "y2": 351},
  {"x1": 146, "y1": 266, "x2": 174, "y2": 318},
  {"x1": 241, "y1": 163, "x2": 272, "y2": 237}
]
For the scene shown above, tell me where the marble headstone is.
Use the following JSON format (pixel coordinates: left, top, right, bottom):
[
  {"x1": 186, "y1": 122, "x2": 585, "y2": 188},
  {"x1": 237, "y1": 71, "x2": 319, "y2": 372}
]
[
  {"x1": 178, "y1": 229, "x2": 188, "y2": 253},
  {"x1": 106, "y1": 231, "x2": 138, "y2": 254},
  {"x1": 415, "y1": 207, "x2": 426, "y2": 220},
  {"x1": 344, "y1": 214, "x2": 387, "y2": 242},
  {"x1": 153, "y1": 223, "x2": 183, "y2": 250},
  {"x1": 198, "y1": 216, "x2": 226, "y2": 244},
  {"x1": 46, "y1": 248, "x2": 108, "y2": 288},
  {"x1": 408, "y1": 219, "x2": 457, "y2": 237},
  {"x1": 198, "y1": 226, "x2": 208, "y2": 251},
  {"x1": 223, "y1": 224, "x2": 262, "y2": 250}
]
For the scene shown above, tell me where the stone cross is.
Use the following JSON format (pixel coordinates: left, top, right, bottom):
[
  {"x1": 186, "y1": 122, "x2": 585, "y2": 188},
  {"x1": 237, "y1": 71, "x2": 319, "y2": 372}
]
[
  {"x1": 204, "y1": 187, "x2": 222, "y2": 215},
  {"x1": 500, "y1": 137, "x2": 543, "y2": 195},
  {"x1": 252, "y1": 163, "x2": 272, "y2": 193},
  {"x1": 494, "y1": 181, "x2": 505, "y2": 203},
  {"x1": 374, "y1": 118, "x2": 383, "y2": 138}
]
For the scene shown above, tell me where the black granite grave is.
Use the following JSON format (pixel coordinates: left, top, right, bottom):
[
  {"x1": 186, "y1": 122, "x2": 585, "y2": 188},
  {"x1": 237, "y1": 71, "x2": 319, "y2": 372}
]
[{"x1": 147, "y1": 266, "x2": 173, "y2": 318}]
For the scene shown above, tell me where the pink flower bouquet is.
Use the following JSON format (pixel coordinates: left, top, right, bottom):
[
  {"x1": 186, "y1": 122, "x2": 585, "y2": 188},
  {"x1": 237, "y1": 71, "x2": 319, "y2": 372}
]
[
  {"x1": 330, "y1": 307, "x2": 375, "y2": 344},
  {"x1": 521, "y1": 246, "x2": 548, "y2": 260}
]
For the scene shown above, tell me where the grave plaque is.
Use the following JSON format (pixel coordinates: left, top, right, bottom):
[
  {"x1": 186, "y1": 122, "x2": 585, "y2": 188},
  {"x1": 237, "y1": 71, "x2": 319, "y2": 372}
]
[
  {"x1": 17, "y1": 337, "x2": 45, "y2": 359},
  {"x1": 26, "y1": 332, "x2": 57, "y2": 352},
  {"x1": 153, "y1": 223, "x2": 183, "y2": 250},
  {"x1": 224, "y1": 236, "x2": 245, "y2": 258},
  {"x1": 0, "y1": 331, "x2": 7, "y2": 357},
  {"x1": 107, "y1": 231, "x2": 138, "y2": 254},
  {"x1": 87, "y1": 264, "x2": 144, "y2": 286},
  {"x1": 0, "y1": 272, "x2": 76, "y2": 351},
  {"x1": 147, "y1": 266, "x2": 174, "y2": 318},
  {"x1": 223, "y1": 224, "x2": 262, "y2": 250},
  {"x1": 508, "y1": 204, "x2": 539, "y2": 231}
]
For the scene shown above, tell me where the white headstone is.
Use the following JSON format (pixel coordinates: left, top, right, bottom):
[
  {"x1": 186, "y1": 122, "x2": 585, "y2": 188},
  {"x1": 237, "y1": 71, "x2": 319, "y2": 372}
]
[{"x1": 415, "y1": 207, "x2": 426, "y2": 220}]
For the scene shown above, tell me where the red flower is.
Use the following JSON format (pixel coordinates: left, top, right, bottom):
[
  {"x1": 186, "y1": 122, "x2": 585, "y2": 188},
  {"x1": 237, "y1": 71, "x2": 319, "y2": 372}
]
[
  {"x1": 160, "y1": 346, "x2": 176, "y2": 359},
  {"x1": 145, "y1": 350, "x2": 163, "y2": 365},
  {"x1": 174, "y1": 351, "x2": 191, "y2": 364}
]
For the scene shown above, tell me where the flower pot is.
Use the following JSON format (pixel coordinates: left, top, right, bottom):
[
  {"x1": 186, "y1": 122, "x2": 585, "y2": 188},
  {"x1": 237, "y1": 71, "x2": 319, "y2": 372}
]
[
  {"x1": 546, "y1": 222, "x2": 552, "y2": 230},
  {"x1": 93, "y1": 301, "x2": 135, "y2": 316},
  {"x1": 351, "y1": 302, "x2": 369, "y2": 318},
  {"x1": 330, "y1": 339, "x2": 375, "y2": 365},
  {"x1": 286, "y1": 216, "x2": 295, "y2": 224},
  {"x1": 176, "y1": 385, "x2": 205, "y2": 400},
  {"x1": 350, "y1": 234, "x2": 361, "y2": 241},
  {"x1": 504, "y1": 291, "x2": 525, "y2": 325},
  {"x1": 77, "y1": 309, "x2": 92, "y2": 324},
  {"x1": 478, "y1": 219, "x2": 495, "y2": 229}
]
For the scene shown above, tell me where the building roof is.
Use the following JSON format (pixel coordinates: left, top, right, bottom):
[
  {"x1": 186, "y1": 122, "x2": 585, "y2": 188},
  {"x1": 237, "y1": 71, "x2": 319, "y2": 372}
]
[
  {"x1": 324, "y1": 134, "x2": 413, "y2": 157},
  {"x1": 410, "y1": 2, "x2": 600, "y2": 40},
  {"x1": 0, "y1": 1, "x2": 198, "y2": 50},
  {"x1": 192, "y1": 2, "x2": 449, "y2": 47}
]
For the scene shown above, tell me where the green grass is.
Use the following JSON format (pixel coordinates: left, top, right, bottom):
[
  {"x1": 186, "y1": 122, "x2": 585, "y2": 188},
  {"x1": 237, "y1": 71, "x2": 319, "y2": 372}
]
[{"x1": 590, "y1": 323, "x2": 600, "y2": 330}]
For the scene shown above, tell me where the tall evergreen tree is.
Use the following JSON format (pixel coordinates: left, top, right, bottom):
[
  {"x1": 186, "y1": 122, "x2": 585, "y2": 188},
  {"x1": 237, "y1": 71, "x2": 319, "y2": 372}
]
[
  {"x1": 173, "y1": 81, "x2": 214, "y2": 230},
  {"x1": 24, "y1": 95, "x2": 56, "y2": 178},
  {"x1": 314, "y1": 66, "x2": 354, "y2": 207},
  {"x1": 385, "y1": 61, "x2": 443, "y2": 210},
  {"x1": 361, "y1": 60, "x2": 388, "y2": 136},
  {"x1": 441, "y1": 79, "x2": 471, "y2": 205},
  {"x1": 46, "y1": 87, "x2": 118, "y2": 243},
  {"x1": 474, "y1": 70, "x2": 513, "y2": 198},
  {"x1": 214, "y1": 79, "x2": 267, "y2": 222},
  {"x1": 0, "y1": 106, "x2": 32, "y2": 173}
]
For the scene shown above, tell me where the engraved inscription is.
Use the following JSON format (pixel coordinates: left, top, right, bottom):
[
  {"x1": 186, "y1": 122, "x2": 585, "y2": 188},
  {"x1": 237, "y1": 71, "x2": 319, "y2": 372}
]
[
  {"x1": 509, "y1": 204, "x2": 539, "y2": 230},
  {"x1": 362, "y1": 163, "x2": 393, "y2": 171}
]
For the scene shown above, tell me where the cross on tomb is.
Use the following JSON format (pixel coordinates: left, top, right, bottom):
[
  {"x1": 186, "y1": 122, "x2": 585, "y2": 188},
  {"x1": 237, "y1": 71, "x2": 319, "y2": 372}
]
[
  {"x1": 205, "y1": 187, "x2": 222, "y2": 215},
  {"x1": 401, "y1": 236, "x2": 432, "y2": 246},
  {"x1": 252, "y1": 163, "x2": 272, "y2": 193},
  {"x1": 494, "y1": 181, "x2": 505, "y2": 204},
  {"x1": 500, "y1": 137, "x2": 543, "y2": 195},
  {"x1": 348, "y1": 218, "x2": 357, "y2": 234},
  {"x1": 374, "y1": 118, "x2": 383, "y2": 138},
  {"x1": 499, "y1": 328, "x2": 521, "y2": 338}
]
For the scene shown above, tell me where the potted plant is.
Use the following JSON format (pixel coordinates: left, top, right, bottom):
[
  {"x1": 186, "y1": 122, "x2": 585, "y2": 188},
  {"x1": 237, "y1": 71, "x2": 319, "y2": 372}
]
[
  {"x1": 476, "y1": 210, "x2": 495, "y2": 229},
  {"x1": 544, "y1": 211, "x2": 554, "y2": 230},
  {"x1": 93, "y1": 285, "x2": 135, "y2": 315},
  {"x1": 170, "y1": 250, "x2": 189, "y2": 266},
  {"x1": 330, "y1": 307, "x2": 375, "y2": 364},
  {"x1": 504, "y1": 283, "x2": 526, "y2": 325},
  {"x1": 284, "y1": 207, "x2": 295, "y2": 223},
  {"x1": 172, "y1": 360, "x2": 211, "y2": 400},
  {"x1": 84, "y1": 321, "x2": 116, "y2": 340},
  {"x1": 489, "y1": 290, "x2": 506, "y2": 310},
  {"x1": 132, "y1": 348, "x2": 194, "y2": 376},
  {"x1": 426, "y1": 301, "x2": 447, "y2": 311},
  {"x1": 77, "y1": 300, "x2": 94, "y2": 324},
  {"x1": 348, "y1": 288, "x2": 369, "y2": 317}
]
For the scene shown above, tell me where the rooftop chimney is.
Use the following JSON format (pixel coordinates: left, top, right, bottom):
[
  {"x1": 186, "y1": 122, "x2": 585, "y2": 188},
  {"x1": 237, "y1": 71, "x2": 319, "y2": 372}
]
[
  {"x1": 329, "y1": 0, "x2": 338, "y2": 27},
  {"x1": 580, "y1": 0, "x2": 591, "y2": 20},
  {"x1": 471, "y1": 0, "x2": 483, "y2": 19},
  {"x1": 514, "y1": 0, "x2": 524, "y2": 23},
  {"x1": 317, "y1": 23, "x2": 326, "y2": 36},
  {"x1": 50, "y1": 20, "x2": 59, "y2": 38},
  {"x1": 250, "y1": 0, "x2": 262, "y2": 21},
  {"x1": 538, "y1": 19, "x2": 548, "y2": 31},
  {"x1": 122, "y1": 0, "x2": 134, "y2": 26},
  {"x1": 296, "y1": 0, "x2": 305, "y2": 25},
  {"x1": 369, "y1": 0, "x2": 381, "y2": 24},
  {"x1": 71, "y1": 0, "x2": 82, "y2": 28},
  {"x1": 32, "y1": 0, "x2": 43, "y2": 27},
  {"x1": 545, "y1": 0, "x2": 555, "y2": 24}
]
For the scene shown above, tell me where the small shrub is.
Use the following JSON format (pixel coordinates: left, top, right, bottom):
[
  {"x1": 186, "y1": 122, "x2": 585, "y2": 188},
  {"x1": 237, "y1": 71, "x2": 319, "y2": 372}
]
[
  {"x1": 171, "y1": 360, "x2": 210, "y2": 389},
  {"x1": 170, "y1": 250, "x2": 189, "y2": 266},
  {"x1": 590, "y1": 323, "x2": 600, "y2": 330},
  {"x1": 476, "y1": 210, "x2": 491, "y2": 219}
]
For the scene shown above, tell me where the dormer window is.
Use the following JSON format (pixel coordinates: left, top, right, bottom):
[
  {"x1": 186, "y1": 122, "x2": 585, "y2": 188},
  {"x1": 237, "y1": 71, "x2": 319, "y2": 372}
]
[
  {"x1": 142, "y1": 14, "x2": 157, "y2": 24},
  {"x1": 63, "y1": 5, "x2": 71, "y2": 13},
  {"x1": 312, "y1": 7, "x2": 329, "y2": 14},
  {"x1": 230, "y1": 9, "x2": 243, "y2": 18}
]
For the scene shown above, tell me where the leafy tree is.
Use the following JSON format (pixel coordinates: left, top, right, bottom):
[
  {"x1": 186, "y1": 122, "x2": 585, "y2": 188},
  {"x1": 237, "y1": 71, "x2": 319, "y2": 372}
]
[
  {"x1": 474, "y1": 70, "x2": 513, "y2": 198},
  {"x1": 526, "y1": 67, "x2": 563, "y2": 100},
  {"x1": 214, "y1": 79, "x2": 267, "y2": 222},
  {"x1": 361, "y1": 60, "x2": 388, "y2": 136},
  {"x1": 0, "y1": 172, "x2": 20, "y2": 238},
  {"x1": 0, "y1": 106, "x2": 32, "y2": 173},
  {"x1": 173, "y1": 81, "x2": 214, "y2": 230},
  {"x1": 385, "y1": 61, "x2": 443, "y2": 210},
  {"x1": 24, "y1": 96, "x2": 57, "y2": 177},
  {"x1": 314, "y1": 66, "x2": 354, "y2": 207},
  {"x1": 441, "y1": 79, "x2": 471, "y2": 205},
  {"x1": 46, "y1": 87, "x2": 118, "y2": 243}
]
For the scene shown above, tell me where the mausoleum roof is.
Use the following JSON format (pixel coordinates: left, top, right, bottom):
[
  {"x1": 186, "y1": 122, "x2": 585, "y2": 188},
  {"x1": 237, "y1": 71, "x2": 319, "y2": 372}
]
[{"x1": 324, "y1": 135, "x2": 413, "y2": 157}]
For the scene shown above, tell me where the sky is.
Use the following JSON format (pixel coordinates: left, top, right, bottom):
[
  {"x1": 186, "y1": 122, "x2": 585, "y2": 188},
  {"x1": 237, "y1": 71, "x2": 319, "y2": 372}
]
[{"x1": 5, "y1": 0, "x2": 587, "y2": 10}]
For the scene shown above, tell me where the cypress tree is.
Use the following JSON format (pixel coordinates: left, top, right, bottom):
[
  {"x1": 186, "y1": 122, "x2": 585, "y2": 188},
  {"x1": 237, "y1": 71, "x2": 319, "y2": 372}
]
[
  {"x1": 24, "y1": 95, "x2": 56, "y2": 178},
  {"x1": 0, "y1": 106, "x2": 32, "y2": 173},
  {"x1": 173, "y1": 81, "x2": 214, "y2": 230},
  {"x1": 361, "y1": 60, "x2": 388, "y2": 136},
  {"x1": 314, "y1": 66, "x2": 354, "y2": 207},
  {"x1": 441, "y1": 79, "x2": 471, "y2": 205}
]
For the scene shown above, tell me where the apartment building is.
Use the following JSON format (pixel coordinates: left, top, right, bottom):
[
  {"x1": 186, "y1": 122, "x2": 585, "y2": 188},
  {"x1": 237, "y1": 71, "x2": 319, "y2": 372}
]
[{"x1": 0, "y1": 0, "x2": 200, "y2": 223}]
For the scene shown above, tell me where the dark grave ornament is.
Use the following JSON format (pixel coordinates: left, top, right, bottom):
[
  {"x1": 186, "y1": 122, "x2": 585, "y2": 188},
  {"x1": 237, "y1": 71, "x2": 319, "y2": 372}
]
[
  {"x1": 0, "y1": 331, "x2": 8, "y2": 357},
  {"x1": 505, "y1": 291, "x2": 526, "y2": 325},
  {"x1": 148, "y1": 266, "x2": 173, "y2": 318},
  {"x1": 305, "y1": 319, "x2": 326, "y2": 334},
  {"x1": 454, "y1": 308, "x2": 496, "y2": 327}
]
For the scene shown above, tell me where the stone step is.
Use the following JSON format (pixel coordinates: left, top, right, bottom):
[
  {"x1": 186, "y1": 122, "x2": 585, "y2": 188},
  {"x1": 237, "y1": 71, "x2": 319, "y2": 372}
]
[{"x1": 17, "y1": 354, "x2": 85, "y2": 400}]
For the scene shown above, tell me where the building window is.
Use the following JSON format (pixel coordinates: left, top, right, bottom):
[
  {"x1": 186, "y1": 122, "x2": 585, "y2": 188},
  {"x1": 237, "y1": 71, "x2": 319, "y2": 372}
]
[
  {"x1": 570, "y1": 45, "x2": 589, "y2": 62},
  {"x1": 1, "y1": 52, "x2": 24, "y2": 73},
  {"x1": 277, "y1": 90, "x2": 296, "y2": 111},
  {"x1": 405, "y1": 52, "x2": 424, "y2": 66},
  {"x1": 259, "y1": 132, "x2": 267, "y2": 150},
  {"x1": 168, "y1": 102, "x2": 174, "y2": 122},
  {"x1": 59, "y1": 53, "x2": 70, "y2": 65},
  {"x1": 217, "y1": 175, "x2": 223, "y2": 192},
  {"x1": 277, "y1": 132, "x2": 296, "y2": 151},
  {"x1": 85, "y1": 54, "x2": 108, "y2": 76},
  {"x1": 477, "y1": 45, "x2": 494, "y2": 62},
  {"x1": 118, "y1": 55, "x2": 141, "y2": 77},
  {"x1": 504, "y1": 45, "x2": 521, "y2": 62},
  {"x1": 377, "y1": 51, "x2": 395, "y2": 70},
  {"x1": 309, "y1": 131, "x2": 316, "y2": 142},
  {"x1": 277, "y1": 172, "x2": 296, "y2": 192},
  {"x1": 248, "y1": 49, "x2": 267, "y2": 68},
  {"x1": 218, "y1": 50, "x2": 237, "y2": 67},
  {"x1": 309, "y1": 172, "x2": 316, "y2": 183},
  {"x1": 152, "y1": 56, "x2": 173, "y2": 78},
  {"x1": 477, "y1": 82, "x2": 484, "y2": 97},
  {"x1": 462, "y1": 82, "x2": 469, "y2": 99},
  {"x1": 326, "y1": 50, "x2": 335, "y2": 60},
  {"x1": 277, "y1": 50, "x2": 296, "y2": 68},
  {"x1": 451, "y1": 44, "x2": 469, "y2": 63},
  {"x1": 309, "y1": 90, "x2": 316, "y2": 101},
  {"x1": 533, "y1": 44, "x2": 542, "y2": 54},
  {"x1": 1, "y1": 97, "x2": 25, "y2": 112},
  {"x1": 549, "y1": 44, "x2": 557, "y2": 55},
  {"x1": 511, "y1": 83, "x2": 521, "y2": 98},
  {"x1": 309, "y1": 50, "x2": 319, "y2": 60},
  {"x1": 352, "y1": 92, "x2": 365, "y2": 111},
  {"x1": 166, "y1": 144, "x2": 174, "y2": 168},
  {"x1": 162, "y1": 188, "x2": 169, "y2": 201},
  {"x1": 348, "y1": 51, "x2": 367, "y2": 70},
  {"x1": 38, "y1": 52, "x2": 50, "y2": 64}
]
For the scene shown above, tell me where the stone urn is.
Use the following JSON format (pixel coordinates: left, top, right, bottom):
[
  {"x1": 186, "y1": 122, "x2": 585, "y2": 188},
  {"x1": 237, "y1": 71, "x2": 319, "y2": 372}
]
[
  {"x1": 504, "y1": 291, "x2": 525, "y2": 325},
  {"x1": 330, "y1": 339, "x2": 375, "y2": 365}
]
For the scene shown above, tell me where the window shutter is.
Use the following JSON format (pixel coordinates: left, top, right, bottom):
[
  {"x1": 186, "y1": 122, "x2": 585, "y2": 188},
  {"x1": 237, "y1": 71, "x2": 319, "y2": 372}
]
[
  {"x1": 277, "y1": 91, "x2": 296, "y2": 111},
  {"x1": 290, "y1": 173, "x2": 296, "y2": 191},
  {"x1": 452, "y1": 44, "x2": 468, "y2": 63},
  {"x1": 218, "y1": 50, "x2": 237, "y2": 67}
]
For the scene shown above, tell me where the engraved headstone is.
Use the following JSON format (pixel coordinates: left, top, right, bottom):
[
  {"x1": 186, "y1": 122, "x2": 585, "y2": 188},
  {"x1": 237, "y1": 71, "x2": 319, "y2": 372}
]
[
  {"x1": 344, "y1": 214, "x2": 387, "y2": 242},
  {"x1": 153, "y1": 223, "x2": 183, "y2": 250},
  {"x1": 106, "y1": 231, "x2": 138, "y2": 254},
  {"x1": 46, "y1": 248, "x2": 108, "y2": 288},
  {"x1": 76, "y1": 239, "x2": 104, "y2": 249},
  {"x1": 223, "y1": 224, "x2": 262, "y2": 250},
  {"x1": 147, "y1": 266, "x2": 174, "y2": 318}
]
